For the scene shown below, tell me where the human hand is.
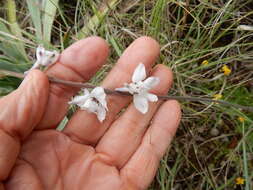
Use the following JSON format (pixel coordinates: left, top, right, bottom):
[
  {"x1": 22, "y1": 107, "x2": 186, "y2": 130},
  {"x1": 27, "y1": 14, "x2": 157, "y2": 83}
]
[{"x1": 0, "y1": 36, "x2": 181, "y2": 190}]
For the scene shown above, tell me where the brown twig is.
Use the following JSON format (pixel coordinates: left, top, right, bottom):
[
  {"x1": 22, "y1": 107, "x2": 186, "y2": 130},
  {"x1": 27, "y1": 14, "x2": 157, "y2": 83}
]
[{"x1": 1, "y1": 69, "x2": 253, "y2": 112}]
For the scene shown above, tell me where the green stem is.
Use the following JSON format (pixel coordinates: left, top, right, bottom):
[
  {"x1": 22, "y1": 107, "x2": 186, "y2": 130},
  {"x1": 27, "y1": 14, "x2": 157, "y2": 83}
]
[
  {"x1": 6, "y1": 0, "x2": 16, "y2": 23},
  {"x1": 6, "y1": 0, "x2": 28, "y2": 61},
  {"x1": 242, "y1": 123, "x2": 250, "y2": 190},
  {"x1": 1, "y1": 69, "x2": 253, "y2": 112}
]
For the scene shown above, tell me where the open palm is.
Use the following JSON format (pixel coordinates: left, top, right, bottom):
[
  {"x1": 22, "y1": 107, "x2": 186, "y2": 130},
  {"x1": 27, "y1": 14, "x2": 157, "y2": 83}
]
[{"x1": 0, "y1": 37, "x2": 181, "y2": 190}]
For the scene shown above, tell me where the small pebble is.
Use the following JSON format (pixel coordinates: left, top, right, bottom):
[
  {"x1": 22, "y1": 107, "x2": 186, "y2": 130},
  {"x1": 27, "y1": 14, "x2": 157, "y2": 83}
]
[
  {"x1": 221, "y1": 136, "x2": 229, "y2": 142},
  {"x1": 210, "y1": 128, "x2": 219, "y2": 136}
]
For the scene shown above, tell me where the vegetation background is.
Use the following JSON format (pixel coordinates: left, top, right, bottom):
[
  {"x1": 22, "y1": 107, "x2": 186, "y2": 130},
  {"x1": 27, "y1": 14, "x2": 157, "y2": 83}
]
[{"x1": 0, "y1": 0, "x2": 253, "y2": 189}]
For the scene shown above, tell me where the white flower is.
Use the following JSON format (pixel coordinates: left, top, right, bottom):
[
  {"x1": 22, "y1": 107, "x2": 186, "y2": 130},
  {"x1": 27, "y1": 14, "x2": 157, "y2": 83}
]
[
  {"x1": 69, "y1": 87, "x2": 108, "y2": 122},
  {"x1": 36, "y1": 46, "x2": 59, "y2": 66},
  {"x1": 25, "y1": 46, "x2": 59, "y2": 73},
  {"x1": 116, "y1": 63, "x2": 160, "y2": 114}
]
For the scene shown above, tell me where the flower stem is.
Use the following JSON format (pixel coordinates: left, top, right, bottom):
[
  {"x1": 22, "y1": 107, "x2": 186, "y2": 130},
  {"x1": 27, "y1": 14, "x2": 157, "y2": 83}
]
[{"x1": 1, "y1": 69, "x2": 253, "y2": 112}]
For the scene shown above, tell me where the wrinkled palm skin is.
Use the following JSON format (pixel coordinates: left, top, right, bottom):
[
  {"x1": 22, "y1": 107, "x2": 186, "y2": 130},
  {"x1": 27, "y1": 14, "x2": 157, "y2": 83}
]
[
  {"x1": 8, "y1": 130, "x2": 130, "y2": 189},
  {"x1": 0, "y1": 37, "x2": 181, "y2": 190}
]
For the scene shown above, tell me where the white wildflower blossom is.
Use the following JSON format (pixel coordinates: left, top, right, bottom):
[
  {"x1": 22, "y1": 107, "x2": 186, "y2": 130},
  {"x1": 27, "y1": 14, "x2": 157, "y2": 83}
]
[
  {"x1": 25, "y1": 46, "x2": 59, "y2": 73},
  {"x1": 116, "y1": 63, "x2": 160, "y2": 114},
  {"x1": 69, "y1": 87, "x2": 108, "y2": 122}
]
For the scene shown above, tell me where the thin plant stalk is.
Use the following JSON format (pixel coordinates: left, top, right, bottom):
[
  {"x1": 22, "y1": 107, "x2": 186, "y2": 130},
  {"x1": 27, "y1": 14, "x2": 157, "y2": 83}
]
[
  {"x1": 242, "y1": 122, "x2": 250, "y2": 190},
  {"x1": 1, "y1": 69, "x2": 253, "y2": 112}
]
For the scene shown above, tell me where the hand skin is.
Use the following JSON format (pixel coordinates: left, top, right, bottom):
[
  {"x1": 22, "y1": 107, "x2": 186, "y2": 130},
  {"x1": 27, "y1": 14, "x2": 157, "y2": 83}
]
[{"x1": 0, "y1": 36, "x2": 181, "y2": 190}]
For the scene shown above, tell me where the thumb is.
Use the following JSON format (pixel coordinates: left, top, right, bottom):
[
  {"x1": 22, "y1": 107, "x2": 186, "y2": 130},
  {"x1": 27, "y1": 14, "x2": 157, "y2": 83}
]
[{"x1": 0, "y1": 70, "x2": 49, "y2": 180}]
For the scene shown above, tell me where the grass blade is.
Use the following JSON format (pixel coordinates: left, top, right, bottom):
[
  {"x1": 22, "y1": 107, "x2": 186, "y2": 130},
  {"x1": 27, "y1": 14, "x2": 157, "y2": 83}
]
[
  {"x1": 0, "y1": 20, "x2": 28, "y2": 62},
  {"x1": 26, "y1": 0, "x2": 43, "y2": 41},
  {"x1": 43, "y1": 0, "x2": 59, "y2": 43},
  {"x1": 76, "y1": 0, "x2": 120, "y2": 39},
  {"x1": 148, "y1": 0, "x2": 166, "y2": 38},
  {"x1": 242, "y1": 122, "x2": 251, "y2": 190},
  {"x1": 0, "y1": 56, "x2": 28, "y2": 72}
]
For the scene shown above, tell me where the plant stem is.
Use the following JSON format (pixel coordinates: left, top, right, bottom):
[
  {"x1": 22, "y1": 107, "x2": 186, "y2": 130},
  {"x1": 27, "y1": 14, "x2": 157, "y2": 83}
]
[
  {"x1": 6, "y1": 0, "x2": 28, "y2": 61},
  {"x1": 6, "y1": 0, "x2": 16, "y2": 24},
  {"x1": 1, "y1": 69, "x2": 253, "y2": 112},
  {"x1": 242, "y1": 122, "x2": 250, "y2": 190}
]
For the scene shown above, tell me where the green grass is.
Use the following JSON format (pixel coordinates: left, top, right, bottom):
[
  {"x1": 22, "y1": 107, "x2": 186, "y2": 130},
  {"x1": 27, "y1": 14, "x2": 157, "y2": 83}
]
[{"x1": 0, "y1": 0, "x2": 253, "y2": 189}]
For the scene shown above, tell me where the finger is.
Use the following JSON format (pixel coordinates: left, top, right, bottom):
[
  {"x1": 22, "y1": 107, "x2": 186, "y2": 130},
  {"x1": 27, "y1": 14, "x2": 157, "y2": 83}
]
[
  {"x1": 36, "y1": 37, "x2": 109, "y2": 129},
  {"x1": 63, "y1": 36, "x2": 160, "y2": 145},
  {"x1": 4, "y1": 160, "x2": 44, "y2": 190},
  {"x1": 0, "y1": 70, "x2": 49, "y2": 180},
  {"x1": 120, "y1": 100, "x2": 181, "y2": 190},
  {"x1": 95, "y1": 65, "x2": 173, "y2": 168}
]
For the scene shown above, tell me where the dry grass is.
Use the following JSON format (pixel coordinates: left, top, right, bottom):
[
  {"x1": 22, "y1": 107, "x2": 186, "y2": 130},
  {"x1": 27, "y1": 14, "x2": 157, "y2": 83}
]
[{"x1": 0, "y1": 0, "x2": 253, "y2": 189}]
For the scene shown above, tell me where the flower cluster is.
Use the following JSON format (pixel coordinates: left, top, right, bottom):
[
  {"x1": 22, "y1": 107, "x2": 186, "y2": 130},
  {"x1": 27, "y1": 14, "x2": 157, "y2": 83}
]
[
  {"x1": 221, "y1": 65, "x2": 231, "y2": 76},
  {"x1": 25, "y1": 46, "x2": 59, "y2": 73},
  {"x1": 116, "y1": 64, "x2": 160, "y2": 114},
  {"x1": 69, "y1": 87, "x2": 108, "y2": 122},
  {"x1": 213, "y1": 94, "x2": 222, "y2": 100},
  {"x1": 26, "y1": 46, "x2": 160, "y2": 122},
  {"x1": 70, "y1": 63, "x2": 160, "y2": 122},
  {"x1": 238, "y1": 116, "x2": 245, "y2": 123},
  {"x1": 235, "y1": 177, "x2": 245, "y2": 185},
  {"x1": 201, "y1": 60, "x2": 209, "y2": 66},
  {"x1": 199, "y1": 60, "x2": 233, "y2": 76}
]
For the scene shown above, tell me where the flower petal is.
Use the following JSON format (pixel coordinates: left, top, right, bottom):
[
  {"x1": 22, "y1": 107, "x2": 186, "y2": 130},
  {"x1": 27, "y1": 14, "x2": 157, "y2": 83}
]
[
  {"x1": 143, "y1": 77, "x2": 160, "y2": 89},
  {"x1": 36, "y1": 46, "x2": 45, "y2": 61},
  {"x1": 115, "y1": 87, "x2": 131, "y2": 92},
  {"x1": 146, "y1": 93, "x2": 158, "y2": 102},
  {"x1": 69, "y1": 94, "x2": 89, "y2": 106},
  {"x1": 82, "y1": 98, "x2": 98, "y2": 113},
  {"x1": 132, "y1": 63, "x2": 146, "y2": 83},
  {"x1": 91, "y1": 87, "x2": 105, "y2": 98},
  {"x1": 83, "y1": 88, "x2": 90, "y2": 96},
  {"x1": 91, "y1": 87, "x2": 107, "y2": 109},
  {"x1": 133, "y1": 94, "x2": 148, "y2": 114},
  {"x1": 97, "y1": 107, "x2": 107, "y2": 122},
  {"x1": 45, "y1": 50, "x2": 59, "y2": 65}
]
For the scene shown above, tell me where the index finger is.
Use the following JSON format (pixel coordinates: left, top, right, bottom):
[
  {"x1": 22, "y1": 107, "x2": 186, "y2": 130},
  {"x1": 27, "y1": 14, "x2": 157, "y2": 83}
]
[{"x1": 36, "y1": 37, "x2": 109, "y2": 129}]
